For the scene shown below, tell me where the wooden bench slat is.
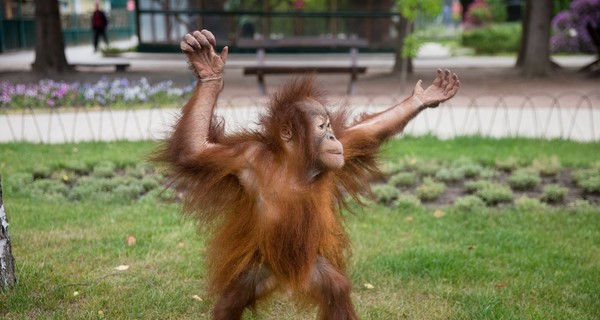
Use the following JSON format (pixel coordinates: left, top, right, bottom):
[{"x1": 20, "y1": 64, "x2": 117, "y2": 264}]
[
  {"x1": 243, "y1": 66, "x2": 367, "y2": 75},
  {"x1": 71, "y1": 62, "x2": 131, "y2": 72}
]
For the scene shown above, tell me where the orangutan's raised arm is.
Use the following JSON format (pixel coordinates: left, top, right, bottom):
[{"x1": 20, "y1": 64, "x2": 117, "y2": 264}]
[
  {"x1": 169, "y1": 30, "x2": 229, "y2": 161},
  {"x1": 345, "y1": 69, "x2": 459, "y2": 144}
]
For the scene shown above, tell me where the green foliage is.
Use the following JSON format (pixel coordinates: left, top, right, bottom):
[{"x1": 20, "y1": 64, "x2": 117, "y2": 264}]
[
  {"x1": 531, "y1": 156, "x2": 562, "y2": 176},
  {"x1": 515, "y1": 196, "x2": 549, "y2": 213},
  {"x1": 31, "y1": 164, "x2": 51, "y2": 179},
  {"x1": 415, "y1": 177, "x2": 446, "y2": 201},
  {"x1": 393, "y1": 193, "x2": 422, "y2": 210},
  {"x1": 462, "y1": 23, "x2": 521, "y2": 55},
  {"x1": 395, "y1": 0, "x2": 442, "y2": 21},
  {"x1": 566, "y1": 199, "x2": 597, "y2": 213},
  {"x1": 475, "y1": 182, "x2": 514, "y2": 205},
  {"x1": 453, "y1": 195, "x2": 486, "y2": 213},
  {"x1": 464, "y1": 179, "x2": 494, "y2": 194},
  {"x1": 507, "y1": 169, "x2": 541, "y2": 190},
  {"x1": 487, "y1": 0, "x2": 508, "y2": 22},
  {"x1": 372, "y1": 184, "x2": 400, "y2": 206},
  {"x1": 92, "y1": 160, "x2": 117, "y2": 178},
  {"x1": 388, "y1": 171, "x2": 418, "y2": 187},
  {"x1": 435, "y1": 167, "x2": 465, "y2": 183},
  {"x1": 495, "y1": 155, "x2": 521, "y2": 172},
  {"x1": 30, "y1": 179, "x2": 69, "y2": 200},
  {"x1": 578, "y1": 175, "x2": 600, "y2": 193},
  {"x1": 401, "y1": 33, "x2": 420, "y2": 58},
  {"x1": 415, "y1": 160, "x2": 440, "y2": 176},
  {"x1": 541, "y1": 184, "x2": 568, "y2": 203}
]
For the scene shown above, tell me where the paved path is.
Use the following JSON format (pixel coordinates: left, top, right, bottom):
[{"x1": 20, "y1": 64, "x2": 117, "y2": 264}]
[{"x1": 1, "y1": 40, "x2": 599, "y2": 143}]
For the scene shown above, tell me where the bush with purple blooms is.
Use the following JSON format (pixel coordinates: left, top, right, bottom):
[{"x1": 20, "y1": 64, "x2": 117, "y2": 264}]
[
  {"x1": 0, "y1": 77, "x2": 195, "y2": 109},
  {"x1": 551, "y1": 0, "x2": 600, "y2": 53}
]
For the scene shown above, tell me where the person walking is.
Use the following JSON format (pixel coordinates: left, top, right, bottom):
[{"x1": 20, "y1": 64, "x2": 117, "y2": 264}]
[{"x1": 91, "y1": 2, "x2": 109, "y2": 52}]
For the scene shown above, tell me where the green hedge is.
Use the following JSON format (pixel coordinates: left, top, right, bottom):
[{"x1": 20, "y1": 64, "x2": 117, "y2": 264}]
[{"x1": 462, "y1": 23, "x2": 521, "y2": 55}]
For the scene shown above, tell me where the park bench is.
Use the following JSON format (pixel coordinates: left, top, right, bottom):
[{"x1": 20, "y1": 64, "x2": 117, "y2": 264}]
[
  {"x1": 71, "y1": 61, "x2": 131, "y2": 72},
  {"x1": 237, "y1": 37, "x2": 368, "y2": 95}
]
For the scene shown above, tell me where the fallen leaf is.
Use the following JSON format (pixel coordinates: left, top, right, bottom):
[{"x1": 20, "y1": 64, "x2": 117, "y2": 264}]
[
  {"x1": 404, "y1": 216, "x2": 414, "y2": 222},
  {"x1": 363, "y1": 283, "x2": 375, "y2": 290},
  {"x1": 62, "y1": 174, "x2": 69, "y2": 182},
  {"x1": 98, "y1": 310, "x2": 104, "y2": 317},
  {"x1": 192, "y1": 294, "x2": 203, "y2": 302},
  {"x1": 433, "y1": 209, "x2": 445, "y2": 218},
  {"x1": 495, "y1": 283, "x2": 509, "y2": 288},
  {"x1": 126, "y1": 235, "x2": 136, "y2": 246},
  {"x1": 73, "y1": 291, "x2": 79, "y2": 297},
  {"x1": 177, "y1": 241, "x2": 185, "y2": 248},
  {"x1": 114, "y1": 265, "x2": 130, "y2": 271}
]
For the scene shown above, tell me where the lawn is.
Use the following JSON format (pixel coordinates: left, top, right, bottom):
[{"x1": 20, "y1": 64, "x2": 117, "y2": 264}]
[{"x1": 0, "y1": 136, "x2": 599, "y2": 319}]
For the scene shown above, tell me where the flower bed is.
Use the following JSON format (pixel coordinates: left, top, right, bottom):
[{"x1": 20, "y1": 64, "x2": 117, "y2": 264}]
[{"x1": 0, "y1": 77, "x2": 194, "y2": 110}]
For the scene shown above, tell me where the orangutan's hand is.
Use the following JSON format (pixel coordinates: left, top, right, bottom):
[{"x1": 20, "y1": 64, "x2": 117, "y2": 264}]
[
  {"x1": 413, "y1": 69, "x2": 460, "y2": 108},
  {"x1": 180, "y1": 29, "x2": 229, "y2": 80}
]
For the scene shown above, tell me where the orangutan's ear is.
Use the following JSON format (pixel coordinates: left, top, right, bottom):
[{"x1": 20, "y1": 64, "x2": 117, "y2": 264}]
[{"x1": 280, "y1": 125, "x2": 293, "y2": 142}]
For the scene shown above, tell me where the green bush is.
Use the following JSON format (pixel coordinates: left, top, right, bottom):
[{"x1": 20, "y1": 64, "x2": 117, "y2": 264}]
[
  {"x1": 459, "y1": 163, "x2": 484, "y2": 179},
  {"x1": 578, "y1": 175, "x2": 600, "y2": 194},
  {"x1": 92, "y1": 161, "x2": 117, "y2": 178},
  {"x1": 515, "y1": 196, "x2": 549, "y2": 213},
  {"x1": 531, "y1": 156, "x2": 562, "y2": 176},
  {"x1": 462, "y1": 23, "x2": 521, "y2": 54},
  {"x1": 8, "y1": 172, "x2": 34, "y2": 193},
  {"x1": 453, "y1": 195, "x2": 486, "y2": 213},
  {"x1": 495, "y1": 156, "x2": 521, "y2": 172},
  {"x1": 507, "y1": 169, "x2": 541, "y2": 191},
  {"x1": 415, "y1": 160, "x2": 440, "y2": 176},
  {"x1": 62, "y1": 160, "x2": 90, "y2": 175},
  {"x1": 464, "y1": 179, "x2": 494, "y2": 194},
  {"x1": 32, "y1": 164, "x2": 51, "y2": 179},
  {"x1": 393, "y1": 193, "x2": 422, "y2": 210},
  {"x1": 541, "y1": 184, "x2": 568, "y2": 203},
  {"x1": 388, "y1": 172, "x2": 417, "y2": 187},
  {"x1": 30, "y1": 179, "x2": 68, "y2": 200},
  {"x1": 567, "y1": 199, "x2": 597, "y2": 214},
  {"x1": 435, "y1": 167, "x2": 465, "y2": 183},
  {"x1": 415, "y1": 178, "x2": 446, "y2": 201},
  {"x1": 479, "y1": 167, "x2": 500, "y2": 179},
  {"x1": 372, "y1": 184, "x2": 400, "y2": 205},
  {"x1": 475, "y1": 183, "x2": 513, "y2": 205}
]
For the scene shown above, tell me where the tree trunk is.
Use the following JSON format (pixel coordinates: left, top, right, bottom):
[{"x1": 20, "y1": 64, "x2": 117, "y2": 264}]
[
  {"x1": 393, "y1": 16, "x2": 414, "y2": 74},
  {"x1": 515, "y1": 0, "x2": 531, "y2": 67},
  {"x1": 31, "y1": 0, "x2": 73, "y2": 74},
  {"x1": 518, "y1": 0, "x2": 553, "y2": 77},
  {"x1": 0, "y1": 176, "x2": 17, "y2": 290}
]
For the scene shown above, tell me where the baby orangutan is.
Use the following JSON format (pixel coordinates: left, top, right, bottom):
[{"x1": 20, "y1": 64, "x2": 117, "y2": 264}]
[{"x1": 154, "y1": 29, "x2": 460, "y2": 319}]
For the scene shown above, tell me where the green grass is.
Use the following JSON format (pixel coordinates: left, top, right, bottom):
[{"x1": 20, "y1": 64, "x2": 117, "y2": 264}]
[{"x1": 1, "y1": 136, "x2": 599, "y2": 319}]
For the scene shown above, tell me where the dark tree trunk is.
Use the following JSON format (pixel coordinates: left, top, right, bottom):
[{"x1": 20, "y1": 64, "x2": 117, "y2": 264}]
[
  {"x1": 517, "y1": 0, "x2": 553, "y2": 77},
  {"x1": 516, "y1": 0, "x2": 531, "y2": 67},
  {"x1": 0, "y1": 176, "x2": 17, "y2": 290},
  {"x1": 31, "y1": 0, "x2": 73, "y2": 74},
  {"x1": 393, "y1": 16, "x2": 414, "y2": 73}
]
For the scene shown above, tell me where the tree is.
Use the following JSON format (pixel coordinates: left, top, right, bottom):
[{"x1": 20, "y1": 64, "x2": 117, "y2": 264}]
[
  {"x1": 393, "y1": 0, "x2": 443, "y2": 73},
  {"x1": 0, "y1": 177, "x2": 17, "y2": 290},
  {"x1": 31, "y1": 0, "x2": 72, "y2": 74},
  {"x1": 516, "y1": 0, "x2": 553, "y2": 77}
]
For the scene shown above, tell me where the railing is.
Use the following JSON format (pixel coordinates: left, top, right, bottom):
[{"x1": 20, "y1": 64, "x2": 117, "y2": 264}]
[{"x1": 1, "y1": 92, "x2": 599, "y2": 144}]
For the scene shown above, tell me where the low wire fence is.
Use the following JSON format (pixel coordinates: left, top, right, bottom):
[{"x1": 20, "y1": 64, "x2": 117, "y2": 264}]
[{"x1": 1, "y1": 91, "x2": 599, "y2": 144}]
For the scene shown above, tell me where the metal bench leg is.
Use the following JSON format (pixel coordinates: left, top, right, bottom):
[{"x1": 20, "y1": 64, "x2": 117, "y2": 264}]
[
  {"x1": 257, "y1": 73, "x2": 267, "y2": 95},
  {"x1": 347, "y1": 71, "x2": 357, "y2": 95}
]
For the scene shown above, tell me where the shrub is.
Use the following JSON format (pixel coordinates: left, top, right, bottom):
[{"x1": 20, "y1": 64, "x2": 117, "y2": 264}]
[
  {"x1": 571, "y1": 168, "x2": 598, "y2": 184},
  {"x1": 453, "y1": 195, "x2": 486, "y2": 213},
  {"x1": 541, "y1": 184, "x2": 568, "y2": 203},
  {"x1": 566, "y1": 199, "x2": 597, "y2": 213},
  {"x1": 62, "y1": 160, "x2": 90, "y2": 175},
  {"x1": 507, "y1": 169, "x2": 541, "y2": 190},
  {"x1": 459, "y1": 163, "x2": 484, "y2": 179},
  {"x1": 416, "y1": 160, "x2": 440, "y2": 176},
  {"x1": 113, "y1": 183, "x2": 145, "y2": 203},
  {"x1": 479, "y1": 167, "x2": 499, "y2": 179},
  {"x1": 8, "y1": 172, "x2": 33, "y2": 193},
  {"x1": 141, "y1": 176, "x2": 161, "y2": 192},
  {"x1": 515, "y1": 196, "x2": 549, "y2": 212},
  {"x1": 464, "y1": 179, "x2": 493, "y2": 194},
  {"x1": 495, "y1": 156, "x2": 521, "y2": 172},
  {"x1": 30, "y1": 179, "x2": 68, "y2": 200},
  {"x1": 393, "y1": 193, "x2": 422, "y2": 210},
  {"x1": 578, "y1": 175, "x2": 600, "y2": 193},
  {"x1": 388, "y1": 172, "x2": 417, "y2": 187},
  {"x1": 475, "y1": 183, "x2": 513, "y2": 205},
  {"x1": 415, "y1": 178, "x2": 446, "y2": 202},
  {"x1": 462, "y1": 23, "x2": 521, "y2": 54},
  {"x1": 551, "y1": 0, "x2": 600, "y2": 53},
  {"x1": 92, "y1": 161, "x2": 117, "y2": 178},
  {"x1": 32, "y1": 164, "x2": 51, "y2": 179},
  {"x1": 531, "y1": 156, "x2": 562, "y2": 176},
  {"x1": 435, "y1": 167, "x2": 465, "y2": 183},
  {"x1": 372, "y1": 184, "x2": 400, "y2": 205}
]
